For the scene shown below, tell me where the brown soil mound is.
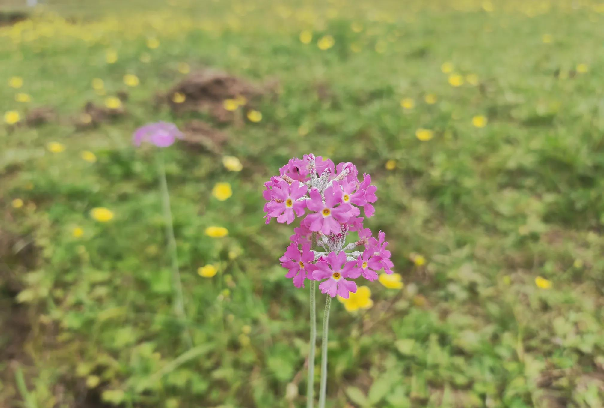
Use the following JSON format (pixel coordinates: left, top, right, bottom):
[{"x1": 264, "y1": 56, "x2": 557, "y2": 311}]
[
  {"x1": 164, "y1": 70, "x2": 264, "y2": 122},
  {"x1": 26, "y1": 107, "x2": 56, "y2": 127},
  {"x1": 75, "y1": 102, "x2": 126, "y2": 129},
  {"x1": 181, "y1": 120, "x2": 228, "y2": 154}
]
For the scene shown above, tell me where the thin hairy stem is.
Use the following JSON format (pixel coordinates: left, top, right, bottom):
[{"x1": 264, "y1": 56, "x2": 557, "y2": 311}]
[
  {"x1": 307, "y1": 280, "x2": 317, "y2": 408},
  {"x1": 318, "y1": 296, "x2": 332, "y2": 408},
  {"x1": 157, "y1": 152, "x2": 193, "y2": 348}
]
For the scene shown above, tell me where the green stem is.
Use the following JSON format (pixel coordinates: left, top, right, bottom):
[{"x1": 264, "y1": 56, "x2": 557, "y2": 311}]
[
  {"x1": 157, "y1": 152, "x2": 193, "y2": 348},
  {"x1": 307, "y1": 280, "x2": 317, "y2": 408},
  {"x1": 318, "y1": 296, "x2": 332, "y2": 408}
]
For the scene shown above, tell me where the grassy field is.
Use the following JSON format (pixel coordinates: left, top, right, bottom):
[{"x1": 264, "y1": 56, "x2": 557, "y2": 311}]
[{"x1": 1, "y1": 0, "x2": 604, "y2": 407}]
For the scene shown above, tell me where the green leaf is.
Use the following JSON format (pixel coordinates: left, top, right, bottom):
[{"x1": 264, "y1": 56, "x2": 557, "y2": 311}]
[
  {"x1": 368, "y1": 375, "x2": 393, "y2": 404},
  {"x1": 346, "y1": 386, "x2": 368, "y2": 406},
  {"x1": 395, "y1": 339, "x2": 416, "y2": 356}
]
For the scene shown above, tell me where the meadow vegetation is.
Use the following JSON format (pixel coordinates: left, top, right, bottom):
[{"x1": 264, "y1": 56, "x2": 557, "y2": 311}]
[{"x1": 1, "y1": 0, "x2": 603, "y2": 407}]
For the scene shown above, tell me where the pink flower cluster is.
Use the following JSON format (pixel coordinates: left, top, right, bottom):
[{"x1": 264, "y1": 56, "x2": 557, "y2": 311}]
[{"x1": 264, "y1": 154, "x2": 393, "y2": 298}]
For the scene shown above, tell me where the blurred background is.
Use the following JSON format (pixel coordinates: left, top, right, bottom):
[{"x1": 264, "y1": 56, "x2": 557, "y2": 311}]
[{"x1": 1, "y1": 0, "x2": 604, "y2": 407}]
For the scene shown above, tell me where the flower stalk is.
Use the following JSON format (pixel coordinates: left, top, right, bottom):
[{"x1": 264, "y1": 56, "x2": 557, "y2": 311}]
[
  {"x1": 307, "y1": 280, "x2": 317, "y2": 408},
  {"x1": 318, "y1": 295, "x2": 332, "y2": 408}
]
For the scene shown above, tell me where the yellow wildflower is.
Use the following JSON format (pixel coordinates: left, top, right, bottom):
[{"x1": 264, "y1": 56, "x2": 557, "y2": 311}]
[
  {"x1": 472, "y1": 115, "x2": 488, "y2": 128},
  {"x1": 441, "y1": 62, "x2": 454, "y2": 73},
  {"x1": 338, "y1": 286, "x2": 373, "y2": 312},
  {"x1": 299, "y1": 30, "x2": 312, "y2": 44},
  {"x1": 12, "y1": 198, "x2": 24, "y2": 209},
  {"x1": 466, "y1": 74, "x2": 479, "y2": 85},
  {"x1": 247, "y1": 110, "x2": 262, "y2": 123},
  {"x1": 106, "y1": 50, "x2": 118, "y2": 64},
  {"x1": 535, "y1": 276, "x2": 552, "y2": 289},
  {"x1": 4, "y1": 111, "x2": 20, "y2": 125},
  {"x1": 9, "y1": 76, "x2": 23, "y2": 88},
  {"x1": 424, "y1": 94, "x2": 437, "y2": 104},
  {"x1": 385, "y1": 160, "x2": 396, "y2": 170},
  {"x1": 47, "y1": 142, "x2": 66, "y2": 153},
  {"x1": 205, "y1": 226, "x2": 228, "y2": 238},
  {"x1": 178, "y1": 62, "x2": 190, "y2": 74},
  {"x1": 223, "y1": 156, "x2": 243, "y2": 172},
  {"x1": 448, "y1": 74, "x2": 464, "y2": 87},
  {"x1": 223, "y1": 99, "x2": 238, "y2": 111},
  {"x1": 81, "y1": 151, "x2": 97, "y2": 163},
  {"x1": 105, "y1": 97, "x2": 122, "y2": 110},
  {"x1": 576, "y1": 63, "x2": 589, "y2": 74},
  {"x1": 317, "y1": 35, "x2": 335, "y2": 50},
  {"x1": 242, "y1": 325, "x2": 252, "y2": 334},
  {"x1": 542, "y1": 34, "x2": 552, "y2": 44},
  {"x1": 146, "y1": 37, "x2": 160, "y2": 49},
  {"x1": 172, "y1": 92, "x2": 186, "y2": 104},
  {"x1": 413, "y1": 254, "x2": 426, "y2": 266},
  {"x1": 123, "y1": 74, "x2": 139, "y2": 87},
  {"x1": 212, "y1": 182, "x2": 233, "y2": 201},
  {"x1": 198, "y1": 264, "x2": 218, "y2": 278},
  {"x1": 15, "y1": 93, "x2": 31, "y2": 103},
  {"x1": 415, "y1": 128, "x2": 434, "y2": 141},
  {"x1": 400, "y1": 98, "x2": 414, "y2": 110},
  {"x1": 379, "y1": 273, "x2": 404, "y2": 289},
  {"x1": 90, "y1": 207, "x2": 114, "y2": 222},
  {"x1": 92, "y1": 78, "x2": 104, "y2": 90},
  {"x1": 73, "y1": 227, "x2": 84, "y2": 238}
]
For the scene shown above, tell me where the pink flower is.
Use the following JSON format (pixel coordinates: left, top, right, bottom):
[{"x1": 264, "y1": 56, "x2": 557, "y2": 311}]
[
  {"x1": 264, "y1": 180, "x2": 308, "y2": 224},
  {"x1": 356, "y1": 250, "x2": 383, "y2": 281},
  {"x1": 280, "y1": 242, "x2": 316, "y2": 288},
  {"x1": 336, "y1": 162, "x2": 358, "y2": 183},
  {"x1": 313, "y1": 155, "x2": 335, "y2": 176},
  {"x1": 312, "y1": 252, "x2": 359, "y2": 298},
  {"x1": 368, "y1": 231, "x2": 393, "y2": 273},
  {"x1": 304, "y1": 186, "x2": 353, "y2": 235},
  {"x1": 133, "y1": 122, "x2": 183, "y2": 147},
  {"x1": 358, "y1": 174, "x2": 377, "y2": 217}
]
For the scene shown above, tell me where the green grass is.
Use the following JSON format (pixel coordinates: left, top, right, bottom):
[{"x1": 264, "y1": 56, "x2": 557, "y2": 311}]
[{"x1": 1, "y1": 1, "x2": 604, "y2": 407}]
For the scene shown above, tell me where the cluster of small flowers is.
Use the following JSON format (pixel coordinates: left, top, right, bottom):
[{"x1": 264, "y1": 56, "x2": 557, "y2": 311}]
[{"x1": 263, "y1": 154, "x2": 393, "y2": 298}]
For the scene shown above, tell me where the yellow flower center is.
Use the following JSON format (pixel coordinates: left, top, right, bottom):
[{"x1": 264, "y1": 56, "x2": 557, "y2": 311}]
[
  {"x1": 299, "y1": 261, "x2": 304, "y2": 268},
  {"x1": 322, "y1": 208, "x2": 331, "y2": 216},
  {"x1": 362, "y1": 261, "x2": 368, "y2": 269},
  {"x1": 343, "y1": 194, "x2": 350, "y2": 202},
  {"x1": 332, "y1": 272, "x2": 341, "y2": 280},
  {"x1": 286, "y1": 198, "x2": 293, "y2": 208}
]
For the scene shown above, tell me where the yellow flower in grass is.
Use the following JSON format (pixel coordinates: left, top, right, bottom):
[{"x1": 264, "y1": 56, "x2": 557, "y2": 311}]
[
  {"x1": 299, "y1": 30, "x2": 312, "y2": 44},
  {"x1": 15, "y1": 93, "x2": 31, "y2": 103},
  {"x1": 90, "y1": 207, "x2": 114, "y2": 222},
  {"x1": 223, "y1": 156, "x2": 242, "y2": 172},
  {"x1": 72, "y1": 227, "x2": 84, "y2": 238},
  {"x1": 542, "y1": 34, "x2": 552, "y2": 44},
  {"x1": 441, "y1": 62, "x2": 454, "y2": 73},
  {"x1": 178, "y1": 62, "x2": 190, "y2": 74},
  {"x1": 172, "y1": 92, "x2": 186, "y2": 104},
  {"x1": 106, "y1": 50, "x2": 118, "y2": 64},
  {"x1": 223, "y1": 99, "x2": 238, "y2": 111},
  {"x1": 47, "y1": 142, "x2": 65, "y2": 153},
  {"x1": 415, "y1": 128, "x2": 434, "y2": 141},
  {"x1": 212, "y1": 182, "x2": 233, "y2": 201},
  {"x1": 198, "y1": 264, "x2": 218, "y2": 278},
  {"x1": 105, "y1": 97, "x2": 122, "y2": 110},
  {"x1": 317, "y1": 35, "x2": 335, "y2": 50},
  {"x1": 535, "y1": 276, "x2": 552, "y2": 289},
  {"x1": 123, "y1": 74, "x2": 139, "y2": 87},
  {"x1": 338, "y1": 286, "x2": 373, "y2": 312},
  {"x1": 400, "y1": 98, "x2": 414, "y2": 110},
  {"x1": 379, "y1": 273, "x2": 404, "y2": 289},
  {"x1": 4, "y1": 111, "x2": 20, "y2": 125},
  {"x1": 146, "y1": 37, "x2": 160, "y2": 49},
  {"x1": 9, "y1": 76, "x2": 23, "y2": 88},
  {"x1": 448, "y1": 74, "x2": 464, "y2": 87},
  {"x1": 247, "y1": 110, "x2": 262, "y2": 123},
  {"x1": 424, "y1": 94, "x2": 437, "y2": 104},
  {"x1": 92, "y1": 78, "x2": 104, "y2": 90},
  {"x1": 472, "y1": 115, "x2": 488, "y2": 128},
  {"x1": 385, "y1": 160, "x2": 396, "y2": 170},
  {"x1": 413, "y1": 254, "x2": 426, "y2": 266},
  {"x1": 205, "y1": 226, "x2": 228, "y2": 238},
  {"x1": 81, "y1": 151, "x2": 97, "y2": 163},
  {"x1": 576, "y1": 63, "x2": 589, "y2": 74},
  {"x1": 12, "y1": 198, "x2": 24, "y2": 209}
]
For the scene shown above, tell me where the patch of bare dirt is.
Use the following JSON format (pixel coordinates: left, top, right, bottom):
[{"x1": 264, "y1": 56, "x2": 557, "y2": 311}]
[
  {"x1": 0, "y1": 11, "x2": 28, "y2": 27},
  {"x1": 161, "y1": 70, "x2": 268, "y2": 122},
  {"x1": 25, "y1": 107, "x2": 57, "y2": 127},
  {"x1": 180, "y1": 120, "x2": 228, "y2": 154}
]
